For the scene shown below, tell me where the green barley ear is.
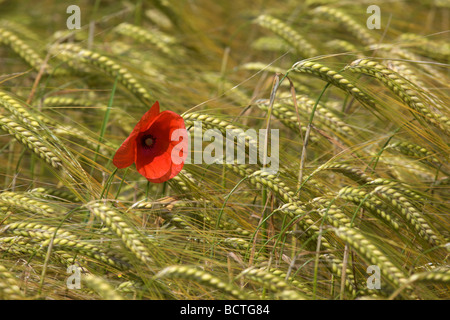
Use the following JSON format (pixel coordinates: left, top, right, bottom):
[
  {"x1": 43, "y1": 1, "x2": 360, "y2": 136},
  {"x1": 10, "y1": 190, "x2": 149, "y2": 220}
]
[
  {"x1": 338, "y1": 186, "x2": 401, "y2": 231},
  {"x1": 408, "y1": 268, "x2": 450, "y2": 284},
  {"x1": 1, "y1": 221, "x2": 131, "y2": 270},
  {"x1": 312, "y1": 6, "x2": 377, "y2": 46},
  {"x1": 388, "y1": 47, "x2": 448, "y2": 86},
  {"x1": 257, "y1": 93, "x2": 355, "y2": 138},
  {"x1": 367, "y1": 178, "x2": 425, "y2": 203},
  {"x1": 169, "y1": 170, "x2": 202, "y2": 196},
  {"x1": 266, "y1": 268, "x2": 313, "y2": 297},
  {"x1": 0, "y1": 20, "x2": 40, "y2": 41},
  {"x1": 390, "y1": 268, "x2": 450, "y2": 299},
  {"x1": 325, "y1": 39, "x2": 358, "y2": 53},
  {"x1": 312, "y1": 197, "x2": 352, "y2": 228},
  {"x1": 50, "y1": 43, "x2": 152, "y2": 106},
  {"x1": 0, "y1": 115, "x2": 62, "y2": 169},
  {"x1": 383, "y1": 54, "x2": 426, "y2": 89},
  {"x1": 116, "y1": 280, "x2": 140, "y2": 295},
  {"x1": 202, "y1": 72, "x2": 250, "y2": 105},
  {"x1": 279, "y1": 203, "x2": 359, "y2": 296},
  {"x1": 37, "y1": 96, "x2": 115, "y2": 154},
  {"x1": 254, "y1": 14, "x2": 318, "y2": 58},
  {"x1": 155, "y1": 265, "x2": 250, "y2": 299},
  {"x1": 312, "y1": 162, "x2": 373, "y2": 185},
  {"x1": 0, "y1": 91, "x2": 41, "y2": 128},
  {"x1": 183, "y1": 113, "x2": 260, "y2": 160},
  {"x1": 255, "y1": 99, "x2": 318, "y2": 140},
  {"x1": 227, "y1": 165, "x2": 296, "y2": 203},
  {"x1": 373, "y1": 185, "x2": 442, "y2": 246},
  {"x1": 113, "y1": 22, "x2": 182, "y2": 57},
  {"x1": 240, "y1": 267, "x2": 306, "y2": 299},
  {"x1": 386, "y1": 141, "x2": 449, "y2": 175},
  {"x1": 251, "y1": 36, "x2": 292, "y2": 53},
  {"x1": 83, "y1": 274, "x2": 124, "y2": 300},
  {"x1": 239, "y1": 62, "x2": 285, "y2": 74},
  {"x1": 291, "y1": 61, "x2": 376, "y2": 108},
  {"x1": 334, "y1": 226, "x2": 409, "y2": 290},
  {"x1": 345, "y1": 59, "x2": 450, "y2": 135},
  {"x1": 0, "y1": 27, "x2": 51, "y2": 73},
  {"x1": 0, "y1": 92, "x2": 91, "y2": 184},
  {"x1": 34, "y1": 111, "x2": 112, "y2": 157},
  {"x1": 397, "y1": 33, "x2": 450, "y2": 63},
  {"x1": 87, "y1": 201, "x2": 154, "y2": 265},
  {"x1": 0, "y1": 192, "x2": 59, "y2": 217},
  {"x1": 0, "y1": 264, "x2": 24, "y2": 300}
]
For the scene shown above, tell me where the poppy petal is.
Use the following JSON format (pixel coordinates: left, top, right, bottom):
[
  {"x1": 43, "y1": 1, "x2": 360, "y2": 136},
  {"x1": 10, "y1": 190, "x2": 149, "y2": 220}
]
[
  {"x1": 113, "y1": 100, "x2": 187, "y2": 183},
  {"x1": 113, "y1": 135, "x2": 137, "y2": 168},
  {"x1": 138, "y1": 101, "x2": 160, "y2": 132},
  {"x1": 135, "y1": 110, "x2": 187, "y2": 182},
  {"x1": 136, "y1": 150, "x2": 172, "y2": 181},
  {"x1": 113, "y1": 101, "x2": 161, "y2": 169},
  {"x1": 146, "y1": 161, "x2": 184, "y2": 183},
  {"x1": 138, "y1": 135, "x2": 187, "y2": 183}
]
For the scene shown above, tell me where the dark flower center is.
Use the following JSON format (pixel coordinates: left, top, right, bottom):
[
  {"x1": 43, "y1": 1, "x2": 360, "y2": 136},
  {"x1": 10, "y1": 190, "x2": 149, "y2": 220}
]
[{"x1": 141, "y1": 134, "x2": 156, "y2": 149}]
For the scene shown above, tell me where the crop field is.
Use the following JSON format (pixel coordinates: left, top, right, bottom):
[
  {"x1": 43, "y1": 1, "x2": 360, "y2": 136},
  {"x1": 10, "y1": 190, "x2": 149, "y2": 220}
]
[{"x1": 0, "y1": 0, "x2": 449, "y2": 300}]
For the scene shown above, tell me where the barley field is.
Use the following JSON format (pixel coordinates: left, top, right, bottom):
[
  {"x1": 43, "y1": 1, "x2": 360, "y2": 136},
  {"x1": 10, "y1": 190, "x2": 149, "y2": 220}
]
[{"x1": 0, "y1": 0, "x2": 449, "y2": 301}]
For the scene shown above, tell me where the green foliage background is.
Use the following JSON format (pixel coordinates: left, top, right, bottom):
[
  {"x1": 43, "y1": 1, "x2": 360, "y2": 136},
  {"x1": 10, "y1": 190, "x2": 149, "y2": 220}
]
[{"x1": 0, "y1": 0, "x2": 449, "y2": 300}]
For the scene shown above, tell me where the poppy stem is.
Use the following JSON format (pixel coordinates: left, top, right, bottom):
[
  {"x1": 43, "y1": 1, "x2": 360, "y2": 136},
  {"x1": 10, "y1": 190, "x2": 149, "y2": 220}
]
[
  {"x1": 212, "y1": 175, "x2": 250, "y2": 258},
  {"x1": 92, "y1": 75, "x2": 118, "y2": 176},
  {"x1": 115, "y1": 167, "x2": 129, "y2": 200},
  {"x1": 162, "y1": 181, "x2": 167, "y2": 196},
  {"x1": 101, "y1": 167, "x2": 117, "y2": 199},
  {"x1": 146, "y1": 181, "x2": 150, "y2": 200}
]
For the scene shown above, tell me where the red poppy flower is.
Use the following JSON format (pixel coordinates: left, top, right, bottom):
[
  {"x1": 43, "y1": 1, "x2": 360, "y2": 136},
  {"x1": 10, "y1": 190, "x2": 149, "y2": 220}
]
[{"x1": 113, "y1": 101, "x2": 188, "y2": 183}]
